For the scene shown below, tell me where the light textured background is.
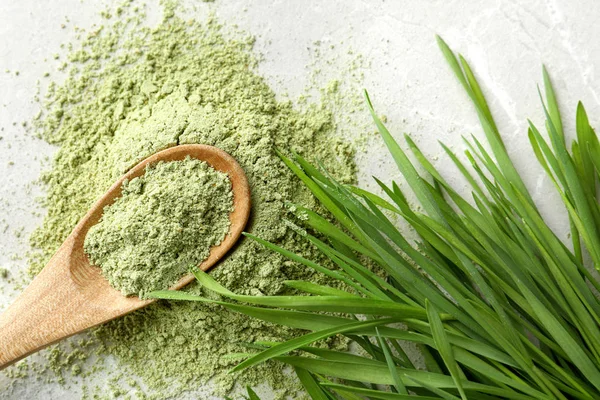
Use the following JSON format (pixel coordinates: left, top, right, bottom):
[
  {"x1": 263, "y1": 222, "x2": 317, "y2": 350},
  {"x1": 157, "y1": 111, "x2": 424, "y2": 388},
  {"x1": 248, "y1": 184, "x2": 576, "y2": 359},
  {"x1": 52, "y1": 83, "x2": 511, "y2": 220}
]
[{"x1": 1, "y1": 0, "x2": 598, "y2": 398}]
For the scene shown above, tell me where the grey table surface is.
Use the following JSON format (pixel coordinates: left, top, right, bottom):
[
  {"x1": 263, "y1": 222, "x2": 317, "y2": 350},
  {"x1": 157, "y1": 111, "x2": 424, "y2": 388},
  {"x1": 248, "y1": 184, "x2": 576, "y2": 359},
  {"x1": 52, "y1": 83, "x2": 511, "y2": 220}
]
[{"x1": 1, "y1": 0, "x2": 599, "y2": 398}]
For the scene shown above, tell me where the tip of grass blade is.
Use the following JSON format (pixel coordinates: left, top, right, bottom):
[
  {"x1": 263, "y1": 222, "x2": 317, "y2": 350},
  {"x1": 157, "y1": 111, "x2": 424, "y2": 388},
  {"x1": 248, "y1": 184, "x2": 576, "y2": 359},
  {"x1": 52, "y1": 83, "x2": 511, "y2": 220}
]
[
  {"x1": 542, "y1": 64, "x2": 550, "y2": 77},
  {"x1": 435, "y1": 34, "x2": 449, "y2": 49},
  {"x1": 245, "y1": 386, "x2": 262, "y2": 400},
  {"x1": 364, "y1": 89, "x2": 375, "y2": 112}
]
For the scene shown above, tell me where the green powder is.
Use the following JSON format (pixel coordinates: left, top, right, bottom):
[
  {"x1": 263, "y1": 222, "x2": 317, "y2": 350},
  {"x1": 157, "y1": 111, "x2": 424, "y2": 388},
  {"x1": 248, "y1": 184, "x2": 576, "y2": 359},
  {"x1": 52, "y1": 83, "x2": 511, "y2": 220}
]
[
  {"x1": 84, "y1": 158, "x2": 233, "y2": 298},
  {"x1": 17, "y1": 1, "x2": 356, "y2": 398}
]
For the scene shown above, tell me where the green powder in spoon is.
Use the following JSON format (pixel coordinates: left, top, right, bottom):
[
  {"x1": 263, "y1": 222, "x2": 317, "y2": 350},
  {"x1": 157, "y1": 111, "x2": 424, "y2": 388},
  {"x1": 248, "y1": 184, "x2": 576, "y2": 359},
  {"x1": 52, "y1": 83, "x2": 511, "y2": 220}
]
[{"x1": 84, "y1": 158, "x2": 233, "y2": 298}]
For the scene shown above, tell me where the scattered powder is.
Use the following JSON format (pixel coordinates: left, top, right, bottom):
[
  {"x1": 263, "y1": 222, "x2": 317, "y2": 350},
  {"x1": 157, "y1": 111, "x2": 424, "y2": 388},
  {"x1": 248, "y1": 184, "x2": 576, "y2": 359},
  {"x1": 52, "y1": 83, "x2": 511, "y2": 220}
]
[
  {"x1": 84, "y1": 158, "x2": 233, "y2": 298},
  {"x1": 7, "y1": 1, "x2": 356, "y2": 398}
]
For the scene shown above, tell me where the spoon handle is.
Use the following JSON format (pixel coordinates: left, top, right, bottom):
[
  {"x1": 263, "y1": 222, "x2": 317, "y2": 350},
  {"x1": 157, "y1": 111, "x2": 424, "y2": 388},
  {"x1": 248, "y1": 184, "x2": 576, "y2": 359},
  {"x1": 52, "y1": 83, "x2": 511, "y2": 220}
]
[
  {"x1": 0, "y1": 242, "x2": 147, "y2": 370},
  {"x1": 0, "y1": 244, "x2": 90, "y2": 369}
]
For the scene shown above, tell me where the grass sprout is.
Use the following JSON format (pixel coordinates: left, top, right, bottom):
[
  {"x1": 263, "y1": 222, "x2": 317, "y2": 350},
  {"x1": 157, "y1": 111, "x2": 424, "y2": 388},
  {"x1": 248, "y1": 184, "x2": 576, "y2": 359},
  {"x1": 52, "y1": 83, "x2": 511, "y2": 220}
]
[{"x1": 150, "y1": 37, "x2": 600, "y2": 399}]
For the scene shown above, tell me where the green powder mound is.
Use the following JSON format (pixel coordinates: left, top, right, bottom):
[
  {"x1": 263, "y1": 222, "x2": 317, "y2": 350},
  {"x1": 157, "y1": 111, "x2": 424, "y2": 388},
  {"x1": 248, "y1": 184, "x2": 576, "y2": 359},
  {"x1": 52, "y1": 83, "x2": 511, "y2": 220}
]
[
  {"x1": 84, "y1": 158, "x2": 233, "y2": 298},
  {"x1": 25, "y1": 1, "x2": 356, "y2": 398}
]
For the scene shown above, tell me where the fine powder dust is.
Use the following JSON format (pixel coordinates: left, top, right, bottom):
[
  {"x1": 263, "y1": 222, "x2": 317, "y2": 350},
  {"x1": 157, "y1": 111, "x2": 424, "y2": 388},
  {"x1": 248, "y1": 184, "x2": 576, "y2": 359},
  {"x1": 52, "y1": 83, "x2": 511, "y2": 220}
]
[
  {"x1": 84, "y1": 158, "x2": 233, "y2": 298},
  {"x1": 20, "y1": 1, "x2": 356, "y2": 398}
]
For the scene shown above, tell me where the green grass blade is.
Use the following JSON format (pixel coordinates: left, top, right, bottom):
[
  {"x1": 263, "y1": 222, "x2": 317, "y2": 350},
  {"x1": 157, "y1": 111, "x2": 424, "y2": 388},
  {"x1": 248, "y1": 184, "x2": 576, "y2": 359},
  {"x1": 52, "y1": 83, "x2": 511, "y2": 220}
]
[
  {"x1": 283, "y1": 280, "x2": 355, "y2": 297},
  {"x1": 246, "y1": 386, "x2": 261, "y2": 400},
  {"x1": 459, "y1": 54, "x2": 499, "y2": 136},
  {"x1": 305, "y1": 233, "x2": 404, "y2": 301},
  {"x1": 345, "y1": 184, "x2": 401, "y2": 213},
  {"x1": 574, "y1": 102, "x2": 595, "y2": 188},
  {"x1": 193, "y1": 268, "x2": 432, "y2": 319},
  {"x1": 288, "y1": 204, "x2": 381, "y2": 261},
  {"x1": 427, "y1": 300, "x2": 468, "y2": 400},
  {"x1": 243, "y1": 232, "x2": 365, "y2": 294},
  {"x1": 277, "y1": 356, "x2": 533, "y2": 399},
  {"x1": 365, "y1": 90, "x2": 445, "y2": 224},
  {"x1": 293, "y1": 368, "x2": 330, "y2": 400},
  {"x1": 538, "y1": 93, "x2": 600, "y2": 266},
  {"x1": 514, "y1": 275, "x2": 600, "y2": 391},
  {"x1": 300, "y1": 346, "x2": 388, "y2": 366},
  {"x1": 436, "y1": 35, "x2": 469, "y2": 94},
  {"x1": 276, "y1": 149, "x2": 365, "y2": 242},
  {"x1": 231, "y1": 318, "x2": 398, "y2": 373},
  {"x1": 405, "y1": 376, "x2": 462, "y2": 400},
  {"x1": 376, "y1": 327, "x2": 408, "y2": 394},
  {"x1": 542, "y1": 66, "x2": 564, "y2": 141},
  {"x1": 324, "y1": 383, "x2": 440, "y2": 400}
]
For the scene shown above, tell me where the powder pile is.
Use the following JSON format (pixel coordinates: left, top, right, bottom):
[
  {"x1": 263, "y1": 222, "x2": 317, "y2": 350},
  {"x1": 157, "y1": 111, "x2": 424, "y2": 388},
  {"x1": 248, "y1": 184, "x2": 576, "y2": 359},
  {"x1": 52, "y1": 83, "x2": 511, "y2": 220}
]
[
  {"x1": 84, "y1": 158, "x2": 233, "y2": 298},
  {"x1": 16, "y1": 1, "x2": 356, "y2": 398}
]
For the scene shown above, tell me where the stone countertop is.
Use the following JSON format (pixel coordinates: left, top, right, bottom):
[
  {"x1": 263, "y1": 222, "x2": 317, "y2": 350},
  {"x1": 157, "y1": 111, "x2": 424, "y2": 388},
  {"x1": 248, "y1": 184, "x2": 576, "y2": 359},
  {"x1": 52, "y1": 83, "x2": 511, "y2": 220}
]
[{"x1": 0, "y1": 0, "x2": 598, "y2": 398}]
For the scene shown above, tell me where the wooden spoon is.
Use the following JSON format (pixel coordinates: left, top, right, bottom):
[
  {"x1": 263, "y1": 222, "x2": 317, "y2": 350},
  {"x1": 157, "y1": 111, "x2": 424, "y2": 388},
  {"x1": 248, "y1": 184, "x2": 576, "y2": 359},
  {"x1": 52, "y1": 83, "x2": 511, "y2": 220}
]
[{"x1": 0, "y1": 144, "x2": 251, "y2": 370}]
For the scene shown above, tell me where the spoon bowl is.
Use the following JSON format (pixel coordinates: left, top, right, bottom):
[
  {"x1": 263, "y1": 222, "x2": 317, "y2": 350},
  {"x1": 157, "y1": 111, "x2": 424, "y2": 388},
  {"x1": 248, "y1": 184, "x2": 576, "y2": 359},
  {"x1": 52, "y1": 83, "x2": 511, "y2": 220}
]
[{"x1": 0, "y1": 144, "x2": 251, "y2": 369}]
